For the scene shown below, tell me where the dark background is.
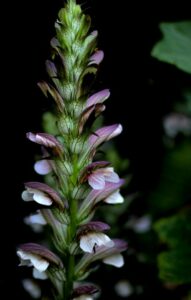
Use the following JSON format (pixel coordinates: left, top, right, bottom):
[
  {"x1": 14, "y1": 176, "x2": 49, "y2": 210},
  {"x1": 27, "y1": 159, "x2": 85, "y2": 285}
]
[{"x1": 1, "y1": 0, "x2": 191, "y2": 298}]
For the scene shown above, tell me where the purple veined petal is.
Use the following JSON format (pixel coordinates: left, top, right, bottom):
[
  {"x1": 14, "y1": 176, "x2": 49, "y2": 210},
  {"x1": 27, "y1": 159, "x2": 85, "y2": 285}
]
[
  {"x1": 79, "y1": 232, "x2": 114, "y2": 253},
  {"x1": 72, "y1": 285, "x2": 99, "y2": 299},
  {"x1": 88, "y1": 173, "x2": 105, "y2": 190},
  {"x1": 89, "y1": 50, "x2": 104, "y2": 65},
  {"x1": 79, "y1": 161, "x2": 110, "y2": 183},
  {"x1": 86, "y1": 89, "x2": 110, "y2": 109},
  {"x1": 18, "y1": 243, "x2": 63, "y2": 268},
  {"x1": 27, "y1": 132, "x2": 63, "y2": 153},
  {"x1": 89, "y1": 124, "x2": 123, "y2": 148},
  {"x1": 103, "y1": 253, "x2": 124, "y2": 268},
  {"x1": 34, "y1": 159, "x2": 53, "y2": 175}
]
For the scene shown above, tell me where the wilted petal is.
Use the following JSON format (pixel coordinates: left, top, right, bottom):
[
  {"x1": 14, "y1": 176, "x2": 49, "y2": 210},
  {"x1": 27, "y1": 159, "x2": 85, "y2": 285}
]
[
  {"x1": 38, "y1": 81, "x2": 64, "y2": 112},
  {"x1": 104, "y1": 190, "x2": 124, "y2": 204},
  {"x1": 80, "y1": 232, "x2": 114, "y2": 253},
  {"x1": 33, "y1": 268, "x2": 48, "y2": 280},
  {"x1": 89, "y1": 124, "x2": 123, "y2": 148},
  {"x1": 86, "y1": 89, "x2": 110, "y2": 108},
  {"x1": 89, "y1": 50, "x2": 104, "y2": 65},
  {"x1": 34, "y1": 159, "x2": 53, "y2": 175},
  {"x1": 22, "y1": 279, "x2": 41, "y2": 299},
  {"x1": 103, "y1": 253, "x2": 124, "y2": 268}
]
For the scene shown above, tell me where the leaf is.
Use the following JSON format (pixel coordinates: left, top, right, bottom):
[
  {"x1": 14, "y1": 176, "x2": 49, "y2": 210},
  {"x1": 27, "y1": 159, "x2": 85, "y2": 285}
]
[
  {"x1": 158, "y1": 249, "x2": 191, "y2": 284},
  {"x1": 151, "y1": 21, "x2": 191, "y2": 74},
  {"x1": 154, "y1": 210, "x2": 191, "y2": 248}
]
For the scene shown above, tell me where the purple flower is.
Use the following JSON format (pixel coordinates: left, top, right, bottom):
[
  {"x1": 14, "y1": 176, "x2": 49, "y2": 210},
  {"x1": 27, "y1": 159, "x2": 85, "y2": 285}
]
[
  {"x1": 78, "y1": 221, "x2": 113, "y2": 253},
  {"x1": 89, "y1": 50, "x2": 104, "y2": 65},
  {"x1": 17, "y1": 243, "x2": 63, "y2": 277},
  {"x1": 22, "y1": 182, "x2": 64, "y2": 209},
  {"x1": 88, "y1": 167, "x2": 119, "y2": 190},
  {"x1": 86, "y1": 89, "x2": 110, "y2": 108},
  {"x1": 76, "y1": 239, "x2": 127, "y2": 274},
  {"x1": 79, "y1": 180, "x2": 125, "y2": 219},
  {"x1": 27, "y1": 132, "x2": 63, "y2": 154},
  {"x1": 89, "y1": 124, "x2": 123, "y2": 148}
]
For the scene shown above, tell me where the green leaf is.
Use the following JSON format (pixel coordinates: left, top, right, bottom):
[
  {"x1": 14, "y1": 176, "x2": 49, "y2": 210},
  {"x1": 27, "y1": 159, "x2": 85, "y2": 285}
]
[
  {"x1": 151, "y1": 21, "x2": 191, "y2": 74},
  {"x1": 154, "y1": 210, "x2": 191, "y2": 248},
  {"x1": 158, "y1": 249, "x2": 191, "y2": 284}
]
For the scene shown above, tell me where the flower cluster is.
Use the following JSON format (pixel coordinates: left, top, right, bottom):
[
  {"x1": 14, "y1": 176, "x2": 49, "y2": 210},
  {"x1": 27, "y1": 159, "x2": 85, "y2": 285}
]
[{"x1": 17, "y1": 1, "x2": 127, "y2": 299}]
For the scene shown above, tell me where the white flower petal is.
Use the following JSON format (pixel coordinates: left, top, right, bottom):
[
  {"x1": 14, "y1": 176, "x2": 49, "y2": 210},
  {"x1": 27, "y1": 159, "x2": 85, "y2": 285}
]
[
  {"x1": 32, "y1": 190, "x2": 53, "y2": 206},
  {"x1": 80, "y1": 232, "x2": 114, "y2": 253},
  {"x1": 30, "y1": 255, "x2": 49, "y2": 272},
  {"x1": 34, "y1": 159, "x2": 52, "y2": 175},
  {"x1": 103, "y1": 253, "x2": 124, "y2": 268},
  {"x1": 103, "y1": 167, "x2": 120, "y2": 183},
  {"x1": 22, "y1": 279, "x2": 41, "y2": 299},
  {"x1": 21, "y1": 190, "x2": 33, "y2": 201},
  {"x1": 88, "y1": 173, "x2": 105, "y2": 190},
  {"x1": 17, "y1": 250, "x2": 49, "y2": 272},
  {"x1": 104, "y1": 190, "x2": 124, "y2": 204},
  {"x1": 33, "y1": 268, "x2": 48, "y2": 280}
]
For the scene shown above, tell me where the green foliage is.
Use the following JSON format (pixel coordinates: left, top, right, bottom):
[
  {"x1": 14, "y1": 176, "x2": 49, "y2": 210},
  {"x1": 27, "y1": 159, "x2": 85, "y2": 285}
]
[
  {"x1": 148, "y1": 141, "x2": 191, "y2": 213},
  {"x1": 158, "y1": 249, "x2": 191, "y2": 284},
  {"x1": 151, "y1": 21, "x2": 191, "y2": 74},
  {"x1": 154, "y1": 210, "x2": 191, "y2": 283}
]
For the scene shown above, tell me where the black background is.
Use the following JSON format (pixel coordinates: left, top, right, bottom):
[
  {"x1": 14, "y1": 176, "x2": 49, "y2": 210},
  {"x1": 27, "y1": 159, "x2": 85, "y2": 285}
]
[{"x1": 1, "y1": 0, "x2": 191, "y2": 298}]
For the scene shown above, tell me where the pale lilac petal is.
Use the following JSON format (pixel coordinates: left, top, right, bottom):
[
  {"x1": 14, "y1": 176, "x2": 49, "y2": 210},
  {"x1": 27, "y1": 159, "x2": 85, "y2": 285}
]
[
  {"x1": 86, "y1": 89, "x2": 110, "y2": 108},
  {"x1": 89, "y1": 50, "x2": 104, "y2": 65},
  {"x1": 22, "y1": 279, "x2": 41, "y2": 299},
  {"x1": 34, "y1": 159, "x2": 52, "y2": 175},
  {"x1": 104, "y1": 190, "x2": 124, "y2": 204},
  {"x1": 88, "y1": 173, "x2": 105, "y2": 190},
  {"x1": 103, "y1": 167, "x2": 120, "y2": 183},
  {"x1": 24, "y1": 211, "x2": 47, "y2": 226},
  {"x1": 33, "y1": 268, "x2": 48, "y2": 280},
  {"x1": 89, "y1": 124, "x2": 123, "y2": 148},
  {"x1": 103, "y1": 253, "x2": 124, "y2": 268}
]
